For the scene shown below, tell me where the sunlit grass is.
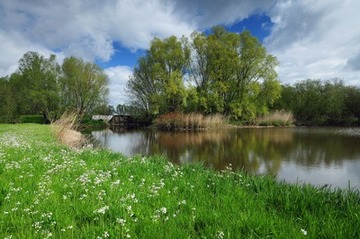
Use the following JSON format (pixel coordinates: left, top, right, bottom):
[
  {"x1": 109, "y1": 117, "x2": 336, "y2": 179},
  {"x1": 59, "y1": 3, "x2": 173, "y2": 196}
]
[{"x1": 0, "y1": 124, "x2": 359, "y2": 238}]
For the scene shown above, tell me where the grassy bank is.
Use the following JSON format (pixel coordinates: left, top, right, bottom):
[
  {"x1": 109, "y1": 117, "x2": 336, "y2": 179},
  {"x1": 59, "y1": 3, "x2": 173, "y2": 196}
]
[{"x1": 0, "y1": 124, "x2": 359, "y2": 238}]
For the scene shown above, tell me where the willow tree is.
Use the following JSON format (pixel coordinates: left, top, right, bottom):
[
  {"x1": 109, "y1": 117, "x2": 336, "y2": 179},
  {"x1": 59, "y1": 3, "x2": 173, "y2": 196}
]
[
  {"x1": 60, "y1": 57, "x2": 109, "y2": 117},
  {"x1": 190, "y1": 27, "x2": 280, "y2": 121},
  {"x1": 127, "y1": 36, "x2": 190, "y2": 115}
]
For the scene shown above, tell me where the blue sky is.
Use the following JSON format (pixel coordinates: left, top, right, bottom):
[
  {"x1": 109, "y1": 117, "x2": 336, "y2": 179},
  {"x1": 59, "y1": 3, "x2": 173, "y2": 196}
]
[
  {"x1": 98, "y1": 13, "x2": 273, "y2": 69},
  {"x1": 1, "y1": 0, "x2": 360, "y2": 106}
]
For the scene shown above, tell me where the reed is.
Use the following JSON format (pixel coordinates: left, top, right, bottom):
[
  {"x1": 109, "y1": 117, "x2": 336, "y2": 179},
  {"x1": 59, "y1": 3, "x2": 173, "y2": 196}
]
[
  {"x1": 256, "y1": 110, "x2": 295, "y2": 126},
  {"x1": 154, "y1": 112, "x2": 226, "y2": 131},
  {"x1": 50, "y1": 112, "x2": 85, "y2": 148}
]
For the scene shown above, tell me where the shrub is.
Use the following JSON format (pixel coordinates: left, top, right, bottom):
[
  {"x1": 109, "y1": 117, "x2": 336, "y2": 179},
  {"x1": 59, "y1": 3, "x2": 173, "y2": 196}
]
[{"x1": 19, "y1": 115, "x2": 46, "y2": 124}]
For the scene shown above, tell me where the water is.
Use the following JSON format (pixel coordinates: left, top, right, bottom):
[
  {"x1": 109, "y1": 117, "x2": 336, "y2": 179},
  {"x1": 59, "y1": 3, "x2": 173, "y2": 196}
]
[{"x1": 91, "y1": 127, "x2": 360, "y2": 189}]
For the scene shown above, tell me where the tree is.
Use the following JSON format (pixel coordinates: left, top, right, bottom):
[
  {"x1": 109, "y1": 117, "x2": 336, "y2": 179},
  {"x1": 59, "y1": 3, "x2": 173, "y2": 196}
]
[
  {"x1": 344, "y1": 86, "x2": 360, "y2": 125},
  {"x1": 128, "y1": 27, "x2": 280, "y2": 121},
  {"x1": 0, "y1": 77, "x2": 16, "y2": 122},
  {"x1": 190, "y1": 27, "x2": 280, "y2": 120},
  {"x1": 14, "y1": 51, "x2": 61, "y2": 122},
  {"x1": 127, "y1": 36, "x2": 190, "y2": 115},
  {"x1": 274, "y1": 79, "x2": 359, "y2": 126},
  {"x1": 60, "y1": 56, "x2": 109, "y2": 117}
]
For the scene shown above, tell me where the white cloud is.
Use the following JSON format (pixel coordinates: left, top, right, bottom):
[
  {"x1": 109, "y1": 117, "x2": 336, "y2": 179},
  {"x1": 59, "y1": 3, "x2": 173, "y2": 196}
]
[
  {"x1": 171, "y1": 0, "x2": 277, "y2": 29},
  {"x1": 265, "y1": 0, "x2": 360, "y2": 85},
  {"x1": 105, "y1": 66, "x2": 133, "y2": 105},
  {"x1": 1, "y1": 0, "x2": 360, "y2": 104},
  {"x1": 0, "y1": 30, "x2": 64, "y2": 77}
]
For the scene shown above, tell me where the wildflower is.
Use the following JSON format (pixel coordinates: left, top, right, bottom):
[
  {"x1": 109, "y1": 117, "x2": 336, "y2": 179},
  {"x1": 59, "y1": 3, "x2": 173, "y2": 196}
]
[
  {"x1": 216, "y1": 231, "x2": 225, "y2": 239},
  {"x1": 301, "y1": 229, "x2": 307, "y2": 236},
  {"x1": 160, "y1": 207, "x2": 167, "y2": 214},
  {"x1": 94, "y1": 206, "x2": 109, "y2": 214},
  {"x1": 111, "y1": 179, "x2": 121, "y2": 187},
  {"x1": 117, "y1": 218, "x2": 126, "y2": 226}
]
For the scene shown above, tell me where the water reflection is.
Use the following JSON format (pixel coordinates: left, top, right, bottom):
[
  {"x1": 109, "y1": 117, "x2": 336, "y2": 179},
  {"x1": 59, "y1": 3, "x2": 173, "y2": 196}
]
[{"x1": 91, "y1": 127, "x2": 360, "y2": 189}]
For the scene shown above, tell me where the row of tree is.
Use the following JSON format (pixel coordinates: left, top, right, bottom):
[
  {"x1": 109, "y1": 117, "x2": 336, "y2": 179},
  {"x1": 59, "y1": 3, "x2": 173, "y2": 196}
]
[
  {"x1": 273, "y1": 79, "x2": 360, "y2": 125},
  {"x1": 126, "y1": 27, "x2": 360, "y2": 125},
  {"x1": 127, "y1": 26, "x2": 281, "y2": 122},
  {"x1": 1, "y1": 28, "x2": 360, "y2": 126},
  {"x1": 0, "y1": 52, "x2": 108, "y2": 123}
]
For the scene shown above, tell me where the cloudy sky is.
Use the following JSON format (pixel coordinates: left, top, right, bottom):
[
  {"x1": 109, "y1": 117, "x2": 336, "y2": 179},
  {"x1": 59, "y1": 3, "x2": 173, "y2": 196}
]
[{"x1": 1, "y1": 0, "x2": 359, "y2": 105}]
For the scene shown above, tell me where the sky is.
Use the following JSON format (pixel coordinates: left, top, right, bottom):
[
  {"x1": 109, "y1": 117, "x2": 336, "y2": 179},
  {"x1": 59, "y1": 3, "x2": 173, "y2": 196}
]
[{"x1": 1, "y1": 0, "x2": 360, "y2": 106}]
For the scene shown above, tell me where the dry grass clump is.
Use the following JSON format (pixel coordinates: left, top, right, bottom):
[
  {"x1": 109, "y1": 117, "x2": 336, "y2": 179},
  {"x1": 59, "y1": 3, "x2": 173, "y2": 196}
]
[
  {"x1": 256, "y1": 110, "x2": 295, "y2": 126},
  {"x1": 51, "y1": 112, "x2": 85, "y2": 148},
  {"x1": 154, "y1": 112, "x2": 226, "y2": 131}
]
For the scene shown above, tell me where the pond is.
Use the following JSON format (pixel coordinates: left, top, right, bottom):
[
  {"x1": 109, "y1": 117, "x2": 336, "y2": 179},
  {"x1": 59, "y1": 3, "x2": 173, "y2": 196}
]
[{"x1": 90, "y1": 127, "x2": 360, "y2": 190}]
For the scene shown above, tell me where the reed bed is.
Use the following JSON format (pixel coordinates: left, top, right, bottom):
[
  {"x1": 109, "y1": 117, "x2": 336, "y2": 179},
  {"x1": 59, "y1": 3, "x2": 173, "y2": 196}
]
[
  {"x1": 256, "y1": 110, "x2": 295, "y2": 126},
  {"x1": 154, "y1": 112, "x2": 226, "y2": 131}
]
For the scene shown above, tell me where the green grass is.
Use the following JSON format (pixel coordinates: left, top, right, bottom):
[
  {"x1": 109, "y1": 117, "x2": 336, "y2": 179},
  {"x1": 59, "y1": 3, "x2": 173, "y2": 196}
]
[{"x1": 0, "y1": 124, "x2": 359, "y2": 238}]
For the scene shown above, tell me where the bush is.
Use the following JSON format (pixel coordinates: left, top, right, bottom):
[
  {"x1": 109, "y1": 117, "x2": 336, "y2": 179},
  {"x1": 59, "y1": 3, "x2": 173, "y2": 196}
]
[
  {"x1": 80, "y1": 118, "x2": 109, "y2": 131},
  {"x1": 19, "y1": 115, "x2": 46, "y2": 124}
]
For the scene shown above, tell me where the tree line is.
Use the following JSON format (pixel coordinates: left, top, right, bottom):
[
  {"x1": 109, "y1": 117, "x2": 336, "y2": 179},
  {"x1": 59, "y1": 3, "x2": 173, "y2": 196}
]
[
  {"x1": 273, "y1": 79, "x2": 360, "y2": 126},
  {"x1": 126, "y1": 26, "x2": 360, "y2": 126},
  {"x1": 0, "y1": 52, "x2": 108, "y2": 123},
  {"x1": 1, "y1": 27, "x2": 360, "y2": 126}
]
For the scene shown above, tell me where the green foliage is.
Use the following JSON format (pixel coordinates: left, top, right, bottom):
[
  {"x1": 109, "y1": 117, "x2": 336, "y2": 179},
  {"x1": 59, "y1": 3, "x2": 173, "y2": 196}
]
[
  {"x1": 273, "y1": 79, "x2": 360, "y2": 126},
  {"x1": 190, "y1": 28, "x2": 280, "y2": 120},
  {"x1": 0, "y1": 51, "x2": 109, "y2": 123},
  {"x1": 0, "y1": 77, "x2": 16, "y2": 123},
  {"x1": 127, "y1": 36, "x2": 190, "y2": 115},
  {"x1": 127, "y1": 27, "x2": 280, "y2": 122},
  {"x1": 61, "y1": 56, "x2": 109, "y2": 117},
  {"x1": 1, "y1": 124, "x2": 359, "y2": 238},
  {"x1": 91, "y1": 104, "x2": 113, "y2": 115},
  {"x1": 80, "y1": 118, "x2": 109, "y2": 131},
  {"x1": 17, "y1": 52, "x2": 61, "y2": 122},
  {"x1": 19, "y1": 115, "x2": 46, "y2": 124}
]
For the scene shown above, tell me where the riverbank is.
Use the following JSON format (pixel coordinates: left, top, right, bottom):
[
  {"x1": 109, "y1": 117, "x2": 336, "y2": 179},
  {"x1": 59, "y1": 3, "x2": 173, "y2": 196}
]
[{"x1": 1, "y1": 124, "x2": 359, "y2": 238}]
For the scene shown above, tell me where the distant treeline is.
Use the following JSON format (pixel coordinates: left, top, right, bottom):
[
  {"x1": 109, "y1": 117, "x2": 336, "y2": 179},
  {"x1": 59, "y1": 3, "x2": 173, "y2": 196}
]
[
  {"x1": 0, "y1": 52, "x2": 109, "y2": 123},
  {"x1": 273, "y1": 79, "x2": 360, "y2": 126}
]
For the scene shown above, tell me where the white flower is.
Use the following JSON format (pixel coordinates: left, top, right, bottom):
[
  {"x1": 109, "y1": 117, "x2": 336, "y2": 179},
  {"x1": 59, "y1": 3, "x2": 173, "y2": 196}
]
[
  {"x1": 117, "y1": 218, "x2": 126, "y2": 226},
  {"x1": 216, "y1": 231, "x2": 224, "y2": 239},
  {"x1": 160, "y1": 207, "x2": 167, "y2": 214},
  {"x1": 301, "y1": 229, "x2": 307, "y2": 236},
  {"x1": 94, "y1": 206, "x2": 109, "y2": 214}
]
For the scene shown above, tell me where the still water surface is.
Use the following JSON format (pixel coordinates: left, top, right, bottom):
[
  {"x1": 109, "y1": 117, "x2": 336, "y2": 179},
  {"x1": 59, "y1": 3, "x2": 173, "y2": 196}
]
[{"x1": 91, "y1": 127, "x2": 360, "y2": 189}]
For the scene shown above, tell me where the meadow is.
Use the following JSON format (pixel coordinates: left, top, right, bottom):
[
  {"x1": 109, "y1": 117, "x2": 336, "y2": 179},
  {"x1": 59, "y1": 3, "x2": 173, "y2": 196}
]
[{"x1": 0, "y1": 124, "x2": 359, "y2": 238}]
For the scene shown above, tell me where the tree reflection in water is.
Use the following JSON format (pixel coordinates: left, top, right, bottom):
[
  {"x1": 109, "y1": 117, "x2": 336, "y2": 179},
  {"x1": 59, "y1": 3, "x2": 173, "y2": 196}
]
[{"x1": 91, "y1": 127, "x2": 360, "y2": 188}]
